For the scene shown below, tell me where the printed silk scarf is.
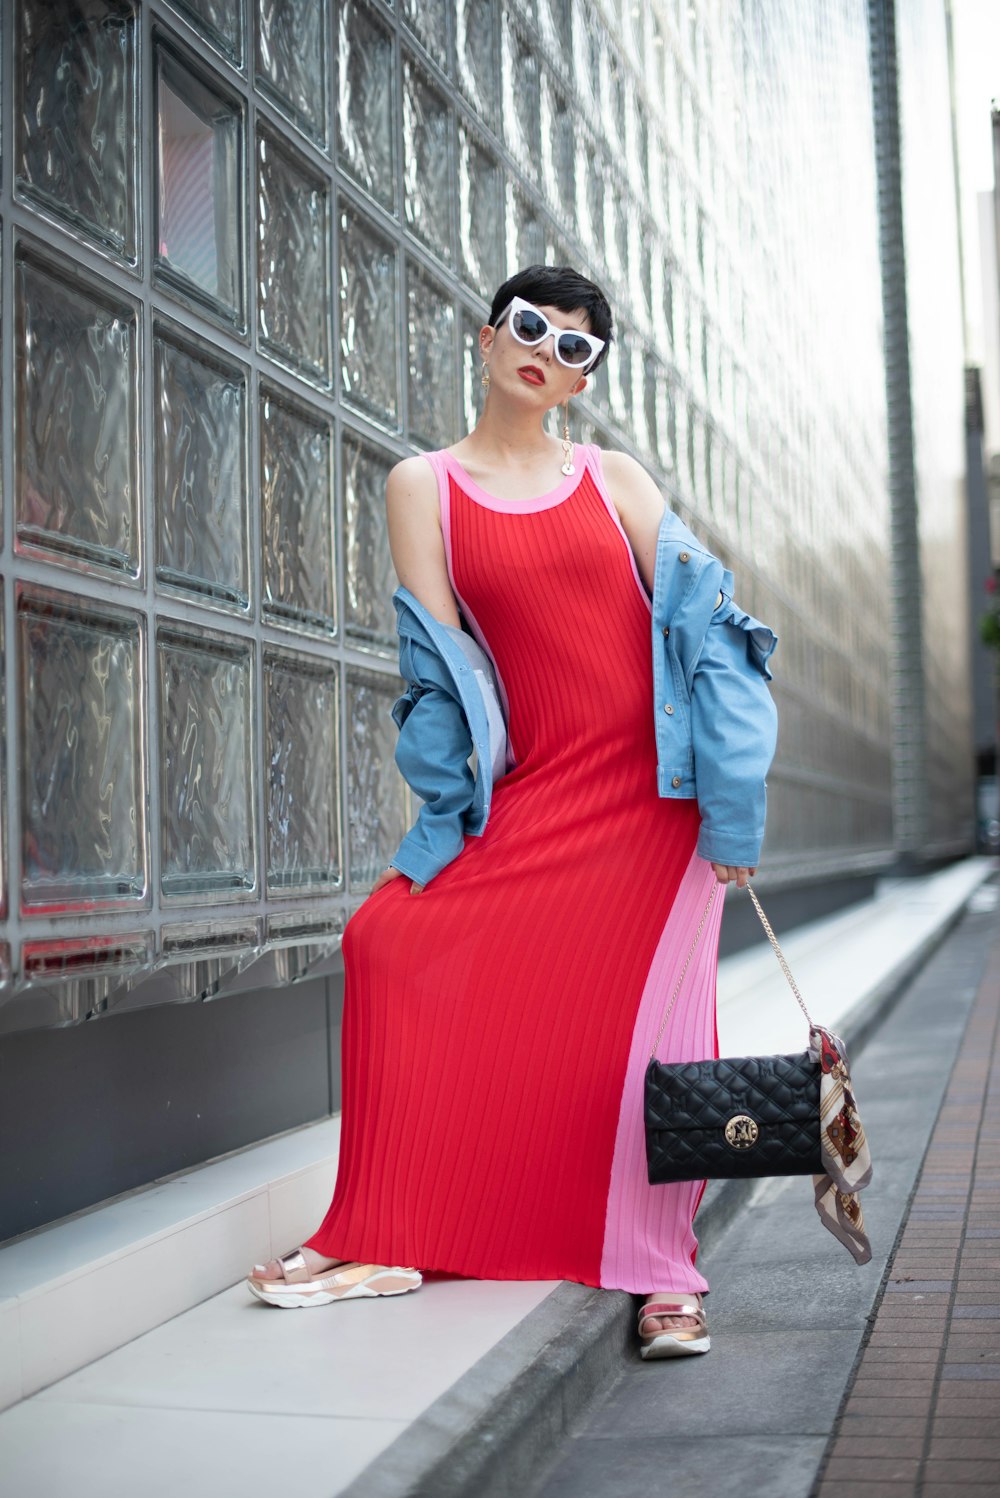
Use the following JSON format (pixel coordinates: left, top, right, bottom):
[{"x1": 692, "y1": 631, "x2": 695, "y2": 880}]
[{"x1": 811, "y1": 1026, "x2": 872, "y2": 1263}]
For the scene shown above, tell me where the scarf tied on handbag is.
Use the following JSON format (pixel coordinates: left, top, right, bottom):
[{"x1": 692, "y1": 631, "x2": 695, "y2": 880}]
[{"x1": 811, "y1": 1025, "x2": 872, "y2": 1264}]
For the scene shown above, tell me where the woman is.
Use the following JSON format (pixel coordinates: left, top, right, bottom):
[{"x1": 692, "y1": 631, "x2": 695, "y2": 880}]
[{"x1": 247, "y1": 266, "x2": 778, "y2": 1359}]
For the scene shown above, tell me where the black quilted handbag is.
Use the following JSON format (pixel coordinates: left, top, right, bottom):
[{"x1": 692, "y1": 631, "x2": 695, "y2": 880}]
[{"x1": 645, "y1": 884, "x2": 822, "y2": 1184}]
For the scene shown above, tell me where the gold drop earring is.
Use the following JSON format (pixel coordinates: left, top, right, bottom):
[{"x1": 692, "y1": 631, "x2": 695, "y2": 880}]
[
  {"x1": 560, "y1": 401, "x2": 575, "y2": 476},
  {"x1": 481, "y1": 361, "x2": 490, "y2": 391}
]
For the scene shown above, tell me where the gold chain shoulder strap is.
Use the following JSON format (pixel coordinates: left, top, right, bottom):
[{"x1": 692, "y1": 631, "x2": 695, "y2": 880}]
[{"x1": 649, "y1": 881, "x2": 815, "y2": 1061}]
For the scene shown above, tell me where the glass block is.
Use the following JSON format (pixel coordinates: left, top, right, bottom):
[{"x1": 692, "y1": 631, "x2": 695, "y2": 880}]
[
  {"x1": 343, "y1": 431, "x2": 396, "y2": 646},
  {"x1": 458, "y1": 124, "x2": 503, "y2": 299},
  {"x1": 154, "y1": 329, "x2": 248, "y2": 610},
  {"x1": 18, "y1": 586, "x2": 147, "y2": 911},
  {"x1": 256, "y1": 0, "x2": 329, "y2": 143},
  {"x1": 155, "y1": 43, "x2": 244, "y2": 326},
  {"x1": 501, "y1": 14, "x2": 540, "y2": 178},
  {"x1": 20, "y1": 935, "x2": 153, "y2": 1022},
  {"x1": 257, "y1": 129, "x2": 331, "y2": 383},
  {"x1": 401, "y1": 0, "x2": 449, "y2": 56},
  {"x1": 172, "y1": 0, "x2": 243, "y2": 63},
  {"x1": 16, "y1": 0, "x2": 138, "y2": 262},
  {"x1": 540, "y1": 76, "x2": 575, "y2": 222},
  {"x1": 455, "y1": 0, "x2": 499, "y2": 127},
  {"x1": 346, "y1": 666, "x2": 409, "y2": 892},
  {"x1": 505, "y1": 183, "x2": 545, "y2": 279},
  {"x1": 0, "y1": 585, "x2": 5, "y2": 922},
  {"x1": 260, "y1": 388, "x2": 336, "y2": 634},
  {"x1": 339, "y1": 205, "x2": 399, "y2": 427},
  {"x1": 264, "y1": 649, "x2": 342, "y2": 894},
  {"x1": 158, "y1": 624, "x2": 255, "y2": 900},
  {"x1": 461, "y1": 312, "x2": 486, "y2": 440},
  {"x1": 15, "y1": 248, "x2": 139, "y2": 578},
  {"x1": 407, "y1": 269, "x2": 456, "y2": 451},
  {"x1": 403, "y1": 59, "x2": 453, "y2": 263},
  {"x1": 337, "y1": 0, "x2": 396, "y2": 212},
  {"x1": 537, "y1": 0, "x2": 572, "y2": 56}
]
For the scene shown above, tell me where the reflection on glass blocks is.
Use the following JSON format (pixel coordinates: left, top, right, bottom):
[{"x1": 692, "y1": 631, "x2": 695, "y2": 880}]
[
  {"x1": 407, "y1": 269, "x2": 456, "y2": 451},
  {"x1": 403, "y1": 59, "x2": 453, "y2": 262},
  {"x1": 458, "y1": 124, "x2": 503, "y2": 300},
  {"x1": 257, "y1": 129, "x2": 331, "y2": 383},
  {"x1": 173, "y1": 0, "x2": 243, "y2": 63},
  {"x1": 264, "y1": 649, "x2": 342, "y2": 894},
  {"x1": 461, "y1": 313, "x2": 485, "y2": 446},
  {"x1": 455, "y1": 0, "x2": 499, "y2": 127},
  {"x1": 257, "y1": 0, "x2": 329, "y2": 144},
  {"x1": 339, "y1": 205, "x2": 399, "y2": 427},
  {"x1": 260, "y1": 388, "x2": 336, "y2": 635},
  {"x1": 158, "y1": 624, "x2": 256, "y2": 900},
  {"x1": 346, "y1": 666, "x2": 409, "y2": 892},
  {"x1": 155, "y1": 42, "x2": 244, "y2": 326},
  {"x1": 501, "y1": 13, "x2": 540, "y2": 179},
  {"x1": 154, "y1": 328, "x2": 249, "y2": 611},
  {"x1": 15, "y1": 247, "x2": 140, "y2": 579},
  {"x1": 0, "y1": 585, "x2": 5, "y2": 921},
  {"x1": 16, "y1": 0, "x2": 138, "y2": 262},
  {"x1": 337, "y1": 0, "x2": 396, "y2": 211},
  {"x1": 504, "y1": 184, "x2": 545, "y2": 281},
  {"x1": 400, "y1": 0, "x2": 449, "y2": 55},
  {"x1": 18, "y1": 585, "x2": 147, "y2": 911},
  {"x1": 540, "y1": 75, "x2": 575, "y2": 222},
  {"x1": 343, "y1": 431, "x2": 395, "y2": 647}
]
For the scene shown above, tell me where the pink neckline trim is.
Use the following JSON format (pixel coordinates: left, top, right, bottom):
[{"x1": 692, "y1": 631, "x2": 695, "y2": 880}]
[{"x1": 438, "y1": 446, "x2": 591, "y2": 512}]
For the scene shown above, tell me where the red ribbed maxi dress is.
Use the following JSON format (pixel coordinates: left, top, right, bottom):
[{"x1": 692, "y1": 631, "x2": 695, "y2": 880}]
[{"x1": 305, "y1": 445, "x2": 724, "y2": 1294}]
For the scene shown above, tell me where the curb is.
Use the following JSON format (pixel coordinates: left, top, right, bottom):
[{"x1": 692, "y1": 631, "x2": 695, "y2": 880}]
[{"x1": 340, "y1": 876, "x2": 989, "y2": 1498}]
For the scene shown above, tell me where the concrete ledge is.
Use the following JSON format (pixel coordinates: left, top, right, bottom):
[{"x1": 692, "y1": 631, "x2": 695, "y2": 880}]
[{"x1": 0, "y1": 1118, "x2": 340, "y2": 1409}]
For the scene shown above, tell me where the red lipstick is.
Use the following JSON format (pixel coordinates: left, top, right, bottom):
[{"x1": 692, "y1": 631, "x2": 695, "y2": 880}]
[{"x1": 518, "y1": 366, "x2": 545, "y2": 386}]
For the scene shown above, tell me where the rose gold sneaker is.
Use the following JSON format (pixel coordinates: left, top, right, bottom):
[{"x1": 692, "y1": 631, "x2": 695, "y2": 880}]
[{"x1": 247, "y1": 1250, "x2": 422, "y2": 1308}]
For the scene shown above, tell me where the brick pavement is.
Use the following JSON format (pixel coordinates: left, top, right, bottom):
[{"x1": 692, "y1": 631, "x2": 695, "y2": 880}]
[{"x1": 815, "y1": 915, "x2": 1000, "y2": 1497}]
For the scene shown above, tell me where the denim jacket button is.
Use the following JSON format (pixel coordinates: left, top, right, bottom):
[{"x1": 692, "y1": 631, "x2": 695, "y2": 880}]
[
  {"x1": 671, "y1": 775, "x2": 682, "y2": 788},
  {"x1": 662, "y1": 625, "x2": 670, "y2": 638},
  {"x1": 678, "y1": 551, "x2": 690, "y2": 563},
  {"x1": 663, "y1": 703, "x2": 674, "y2": 715}
]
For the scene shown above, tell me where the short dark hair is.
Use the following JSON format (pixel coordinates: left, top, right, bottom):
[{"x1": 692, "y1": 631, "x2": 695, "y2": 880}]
[{"x1": 488, "y1": 265, "x2": 614, "y2": 371}]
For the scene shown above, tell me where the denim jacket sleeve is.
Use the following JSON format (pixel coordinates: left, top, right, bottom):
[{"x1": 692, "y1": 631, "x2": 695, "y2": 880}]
[
  {"x1": 388, "y1": 633, "x2": 475, "y2": 887},
  {"x1": 690, "y1": 602, "x2": 778, "y2": 868}
]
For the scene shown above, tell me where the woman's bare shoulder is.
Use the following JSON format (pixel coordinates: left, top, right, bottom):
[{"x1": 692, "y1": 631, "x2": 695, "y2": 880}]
[
  {"x1": 595, "y1": 448, "x2": 664, "y2": 521},
  {"x1": 386, "y1": 453, "x2": 437, "y2": 503}
]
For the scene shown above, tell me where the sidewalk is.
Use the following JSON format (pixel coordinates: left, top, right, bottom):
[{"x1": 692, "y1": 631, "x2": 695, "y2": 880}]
[
  {"x1": 0, "y1": 862, "x2": 994, "y2": 1498},
  {"x1": 532, "y1": 876, "x2": 1000, "y2": 1498}
]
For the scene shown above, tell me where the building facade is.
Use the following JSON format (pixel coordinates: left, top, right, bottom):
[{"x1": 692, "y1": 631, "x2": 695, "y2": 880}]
[{"x1": 0, "y1": 0, "x2": 972, "y2": 1237}]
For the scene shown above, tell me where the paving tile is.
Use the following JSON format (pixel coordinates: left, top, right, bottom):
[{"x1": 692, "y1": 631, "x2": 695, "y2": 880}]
[
  {"x1": 924, "y1": 1459, "x2": 1000, "y2": 1483},
  {"x1": 822, "y1": 1456, "x2": 921, "y2": 1482},
  {"x1": 928, "y1": 1436, "x2": 1000, "y2": 1459},
  {"x1": 828, "y1": 1436, "x2": 924, "y2": 1460}
]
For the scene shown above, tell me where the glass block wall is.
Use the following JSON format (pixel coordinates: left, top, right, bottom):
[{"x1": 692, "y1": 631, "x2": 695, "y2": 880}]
[
  {"x1": 895, "y1": 0, "x2": 973, "y2": 854},
  {"x1": 0, "y1": 0, "x2": 966, "y2": 1033}
]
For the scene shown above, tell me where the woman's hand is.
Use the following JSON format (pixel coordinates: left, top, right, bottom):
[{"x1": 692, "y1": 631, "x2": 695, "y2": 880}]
[
  {"x1": 711, "y1": 863, "x2": 755, "y2": 888},
  {"x1": 371, "y1": 865, "x2": 425, "y2": 897}
]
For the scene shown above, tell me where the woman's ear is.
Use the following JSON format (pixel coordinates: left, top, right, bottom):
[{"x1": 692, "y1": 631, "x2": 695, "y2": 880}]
[
  {"x1": 572, "y1": 375, "x2": 588, "y2": 397},
  {"x1": 480, "y1": 324, "x2": 495, "y2": 360}
]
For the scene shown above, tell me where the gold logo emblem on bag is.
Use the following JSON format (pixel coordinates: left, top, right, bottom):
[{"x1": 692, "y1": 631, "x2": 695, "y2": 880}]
[{"x1": 724, "y1": 1114, "x2": 759, "y2": 1150}]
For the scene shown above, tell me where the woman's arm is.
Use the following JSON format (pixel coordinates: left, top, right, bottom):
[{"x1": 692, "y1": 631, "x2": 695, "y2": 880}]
[
  {"x1": 373, "y1": 457, "x2": 465, "y2": 896},
  {"x1": 385, "y1": 455, "x2": 461, "y2": 626}
]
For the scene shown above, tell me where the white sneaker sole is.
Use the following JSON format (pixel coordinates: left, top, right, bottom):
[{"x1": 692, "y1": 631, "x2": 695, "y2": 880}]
[{"x1": 246, "y1": 1268, "x2": 421, "y2": 1309}]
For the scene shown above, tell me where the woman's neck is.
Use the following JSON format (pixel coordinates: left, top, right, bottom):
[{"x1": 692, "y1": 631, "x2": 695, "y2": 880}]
[{"x1": 462, "y1": 402, "x2": 560, "y2": 468}]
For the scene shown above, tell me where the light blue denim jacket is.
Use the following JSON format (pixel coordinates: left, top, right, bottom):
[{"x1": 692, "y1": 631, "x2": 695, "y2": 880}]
[{"x1": 389, "y1": 505, "x2": 778, "y2": 886}]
